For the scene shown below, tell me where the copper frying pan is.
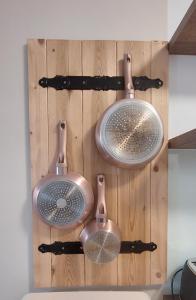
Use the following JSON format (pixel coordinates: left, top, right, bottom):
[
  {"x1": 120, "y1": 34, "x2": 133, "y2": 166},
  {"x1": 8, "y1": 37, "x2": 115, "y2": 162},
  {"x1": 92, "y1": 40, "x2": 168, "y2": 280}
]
[
  {"x1": 33, "y1": 121, "x2": 94, "y2": 230},
  {"x1": 80, "y1": 174, "x2": 121, "y2": 263},
  {"x1": 95, "y1": 54, "x2": 164, "y2": 168}
]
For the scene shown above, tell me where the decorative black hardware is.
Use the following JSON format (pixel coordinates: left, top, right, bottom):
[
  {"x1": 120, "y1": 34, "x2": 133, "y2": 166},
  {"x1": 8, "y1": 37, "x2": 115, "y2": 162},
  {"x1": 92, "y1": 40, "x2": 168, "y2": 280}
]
[
  {"x1": 121, "y1": 240, "x2": 157, "y2": 254},
  {"x1": 39, "y1": 241, "x2": 83, "y2": 255},
  {"x1": 38, "y1": 240, "x2": 157, "y2": 255},
  {"x1": 39, "y1": 75, "x2": 163, "y2": 91}
]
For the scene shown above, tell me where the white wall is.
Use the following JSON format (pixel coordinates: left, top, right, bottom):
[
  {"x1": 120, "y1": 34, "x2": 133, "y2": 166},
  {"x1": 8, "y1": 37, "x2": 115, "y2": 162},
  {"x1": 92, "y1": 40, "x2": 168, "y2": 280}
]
[{"x1": 1, "y1": 0, "x2": 195, "y2": 299}]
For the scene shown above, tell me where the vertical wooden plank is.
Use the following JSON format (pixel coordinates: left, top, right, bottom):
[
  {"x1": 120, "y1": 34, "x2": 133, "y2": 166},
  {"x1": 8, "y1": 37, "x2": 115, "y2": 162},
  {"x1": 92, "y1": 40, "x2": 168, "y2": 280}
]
[
  {"x1": 117, "y1": 42, "x2": 151, "y2": 285},
  {"x1": 150, "y1": 41, "x2": 168, "y2": 284},
  {"x1": 82, "y1": 41, "x2": 118, "y2": 286},
  {"x1": 47, "y1": 40, "x2": 84, "y2": 287},
  {"x1": 28, "y1": 39, "x2": 51, "y2": 287}
]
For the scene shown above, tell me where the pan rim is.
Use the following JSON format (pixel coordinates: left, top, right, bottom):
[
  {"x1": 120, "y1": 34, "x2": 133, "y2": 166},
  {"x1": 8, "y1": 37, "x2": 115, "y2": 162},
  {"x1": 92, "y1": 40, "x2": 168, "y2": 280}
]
[
  {"x1": 32, "y1": 172, "x2": 94, "y2": 230},
  {"x1": 95, "y1": 98, "x2": 164, "y2": 167},
  {"x1": 80, "y1": 220, "x2": 121, "y2": 264}
]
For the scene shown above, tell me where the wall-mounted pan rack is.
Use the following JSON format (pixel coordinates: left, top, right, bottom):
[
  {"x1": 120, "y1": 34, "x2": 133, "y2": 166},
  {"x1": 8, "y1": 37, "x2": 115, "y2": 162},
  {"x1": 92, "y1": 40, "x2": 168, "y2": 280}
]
[{"x1": 28, "y1": 39, "x2": 168, "y2": 288}]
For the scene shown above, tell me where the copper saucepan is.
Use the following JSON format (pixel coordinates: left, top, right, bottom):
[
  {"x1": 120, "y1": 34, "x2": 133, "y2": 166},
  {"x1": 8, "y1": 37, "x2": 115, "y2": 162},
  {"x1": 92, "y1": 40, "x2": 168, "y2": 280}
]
[
  {"x1": 80, "y1": 174, "x2": 121, "y2": 264},
  {"x1": 33, "y1": 121, "x2": 94, "y2": 230},
  {"x1": 95, "y1": 54, "x2": 164, "y2": 168}
]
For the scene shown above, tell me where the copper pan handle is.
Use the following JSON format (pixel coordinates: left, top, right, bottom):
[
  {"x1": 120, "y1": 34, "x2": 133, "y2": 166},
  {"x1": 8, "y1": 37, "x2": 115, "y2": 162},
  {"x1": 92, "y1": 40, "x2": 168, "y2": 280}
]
[
  {"x1": 56, "y1": 120, "x2": 67, "y2": 175},
  {"x1": 124, "y1": 53, "x2": 134, "y2": 99},
  {"x1": 96, "y1": 174, "x2": 107, "y2": 224}
]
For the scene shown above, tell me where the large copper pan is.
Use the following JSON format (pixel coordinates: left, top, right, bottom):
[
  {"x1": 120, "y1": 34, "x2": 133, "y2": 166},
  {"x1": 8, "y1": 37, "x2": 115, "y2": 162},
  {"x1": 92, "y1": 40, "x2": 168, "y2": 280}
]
[{"x1": 95, "y1": 54, "x2": 164, "y2": 168}]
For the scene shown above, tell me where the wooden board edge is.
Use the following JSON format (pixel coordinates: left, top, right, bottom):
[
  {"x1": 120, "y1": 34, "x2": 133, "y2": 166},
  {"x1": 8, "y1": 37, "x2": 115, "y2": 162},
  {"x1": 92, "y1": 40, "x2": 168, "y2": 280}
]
[{"x1": 28, "y1": 39, "x2": 52, "y2": 288}]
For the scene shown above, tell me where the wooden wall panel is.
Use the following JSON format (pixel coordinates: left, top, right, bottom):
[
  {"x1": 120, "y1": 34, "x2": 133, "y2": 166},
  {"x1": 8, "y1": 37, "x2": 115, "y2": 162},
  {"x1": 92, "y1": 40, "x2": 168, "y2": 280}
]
[
  {"x1": 150, "y1": 41, "x2": 168, "y2": 284},
  {"x1": 47, "y1": 40, "x2": 84, "y2": 287},
  {"x1": 82, "y1": 41, "x2": 118, "y2": 286},
  {"x1": 117, "y1": 42, "x2": 151, "y2": 286},
  {"x1": 28, "y1": 39, "x2": 51, "y2": 288},
  {"x1": 28, "y1": 40, "x2": 168, "y2": 288}
]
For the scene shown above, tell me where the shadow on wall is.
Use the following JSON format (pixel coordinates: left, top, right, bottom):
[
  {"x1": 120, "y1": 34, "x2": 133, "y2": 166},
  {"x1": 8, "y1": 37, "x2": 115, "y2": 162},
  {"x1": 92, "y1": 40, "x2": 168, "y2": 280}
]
[
  {"x1": 22, "y1": 44, "x2": 33, "y2": 293},
  {"x1": 169, "y1": 55, "x2": 196, "y2": 98},
  {"x1": 169, "y1": 149, "x2": 196, "y2": 213},
  {"x1": 169, "y1": 55, "x2": 196, "y2": 138}
]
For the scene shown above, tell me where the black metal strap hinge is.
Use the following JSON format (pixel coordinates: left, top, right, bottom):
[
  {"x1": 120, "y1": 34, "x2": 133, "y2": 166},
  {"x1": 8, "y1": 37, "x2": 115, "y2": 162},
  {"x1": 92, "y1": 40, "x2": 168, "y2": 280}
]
[
  {"x1": 39, "y1": 75, "x2": 163, "y2": 91},
  {"x1": 38, "y1": 240, "x2": 157, "y2": 255}
]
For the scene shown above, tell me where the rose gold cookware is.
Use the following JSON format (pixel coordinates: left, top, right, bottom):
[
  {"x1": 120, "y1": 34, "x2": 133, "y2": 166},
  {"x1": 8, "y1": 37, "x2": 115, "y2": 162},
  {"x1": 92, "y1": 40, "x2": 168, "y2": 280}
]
[
  {"x1": 80, "y1": 174, "x2": 121, "y2": 264},
  {"x1": 95, "y1": 54, "x2": 164, "y2": 168},
  {"x1": 33, "y1": 121, "x2": 94, "y2": 229}
]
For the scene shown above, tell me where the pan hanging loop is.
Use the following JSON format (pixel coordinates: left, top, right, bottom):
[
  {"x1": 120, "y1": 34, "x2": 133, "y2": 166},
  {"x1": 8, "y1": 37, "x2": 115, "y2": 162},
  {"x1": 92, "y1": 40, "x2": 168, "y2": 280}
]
[
  {"x1": 56, "y1": 120, "x2": 67, "y2": 175},
  {"x1": 124, "y1": 53, "x2": 135, "y2": 99}
]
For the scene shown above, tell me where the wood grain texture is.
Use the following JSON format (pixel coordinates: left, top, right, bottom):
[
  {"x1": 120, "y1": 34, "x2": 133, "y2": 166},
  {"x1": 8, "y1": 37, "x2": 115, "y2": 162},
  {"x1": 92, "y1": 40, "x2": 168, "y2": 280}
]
[
  {"x1": 28, "y1": 40, "x2": 168, "y2": 287},
  {"x1": 169, "y1": 129, "x2": 196, "y2": 149},
  {"x1": 28, "y1": 39, "x2": 51, "y2": 288},
  {"x1": 117, "y1": 42, "x2": 151, "y2": 286},
  {"x1": 150, "y1": 41, "x2": 168, "y2": 284},
  {"x1": 169, "y1": 0, "x2": 196, "y2": 55},
  {"x1": 47, "y1": 40, "x2": 84, "y2": 287},
  {"x1": 82, "y1": 41, "x2": 118, "y2": 286}
]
